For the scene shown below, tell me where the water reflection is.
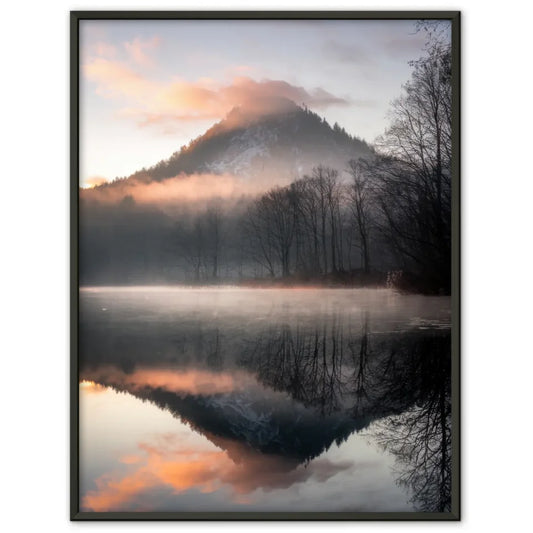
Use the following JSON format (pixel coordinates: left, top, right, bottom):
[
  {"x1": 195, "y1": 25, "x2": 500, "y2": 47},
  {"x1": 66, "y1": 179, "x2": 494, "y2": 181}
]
[
  {"x1": 81, "y1": 414, "x2": 356, "y2": 512},
  {"x1": 371, "y1": 334, "x2": 451, "y2": 512},
  {"x1": 79, "y1": 288, "x2": 452, "y2": 513}
]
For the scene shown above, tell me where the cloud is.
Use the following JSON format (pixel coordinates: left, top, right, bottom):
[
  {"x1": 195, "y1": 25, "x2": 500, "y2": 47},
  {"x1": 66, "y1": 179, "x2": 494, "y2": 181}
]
[
  {"x1": 310, "y1": 87, "x2": 351, "y2": 107},
  {"x1": 124, "y1": 36, "x2": 161, "y2": 67},
  {"x1": 80, "y1": 172, "x2": 279, "y2": 207},
  {"x1": 219, "y1": 77, "x2": 349, "y2": 116},
  {"x1": 83, "y1": 57, "x2": 157, "y2": 101},
  {"x1": 82, "y1": 51, "x2": 349, "y2": 128},
  {"x1": 83, "y1": 176, "x2": 108, "y2": 188},
  {"x1": 93, "y1": 42, "x2": 117, "y2": 59}
]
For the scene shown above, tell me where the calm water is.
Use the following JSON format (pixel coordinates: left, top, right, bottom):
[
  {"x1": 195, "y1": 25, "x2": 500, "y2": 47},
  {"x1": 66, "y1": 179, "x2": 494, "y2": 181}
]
[{"x1": 79, "y1": 287, "x2": 452, "y2": 513}]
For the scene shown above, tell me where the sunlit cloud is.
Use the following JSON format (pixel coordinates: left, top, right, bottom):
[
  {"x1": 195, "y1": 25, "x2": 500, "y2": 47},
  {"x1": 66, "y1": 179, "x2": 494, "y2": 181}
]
[
  {"x1": 93, "y1": 41, "x2": 117, "y2": 59},
  {"x1": 120, "y1": 454, "x2": 143, "y2": 465},
  {"x1": 82, "y1": 50, "x2": 349, "y2": 130},
  {"x1": 83, "y1": 57, "x2": 157, "y2": 101},
  {"x1": 124, "y1": 36, "x2": 161, "y2": 67},
  {"x1": 220, "y1": 76, "x2": 349, "y2": 114},
  {"x1": 80, "y1": 172, "x2": 279, "y2": 206},
  {"x1": 82, "y1": 176, "x2": 108, "y2": 189}
]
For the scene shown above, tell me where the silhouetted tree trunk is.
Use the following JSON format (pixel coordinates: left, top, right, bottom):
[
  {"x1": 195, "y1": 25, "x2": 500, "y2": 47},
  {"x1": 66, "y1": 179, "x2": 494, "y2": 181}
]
[
  {"x1": 347, "y1": 159, "x2": 373, "y2": 273},
  {"x1": 243, "y1": 186, "x2": 296, "y2": 277},
  {"x1": 206, "y1": 205, "x2": 222, "y2": 280}
]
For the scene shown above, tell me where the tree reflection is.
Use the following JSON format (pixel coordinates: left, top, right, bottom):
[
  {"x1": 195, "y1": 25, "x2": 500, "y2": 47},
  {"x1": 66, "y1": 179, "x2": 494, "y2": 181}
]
[
  {"x1": 371, "y1": 334, "x2": 451, "y2": 512},
  {"x1": 242, "y1": 318, "x2": 347, "y2": 415},
  {"x1": 240, "y1": 322, "x2": 451, "y2": 512},
  {"x1": 81, "y1": 312, "x2": 451, "y2": 512},
  {"x1": 347, "y1": 313, "x2": 370, "y2": 417},
  {"x1": 206, "y1": 327, "x2": 223, "y2": 369}
]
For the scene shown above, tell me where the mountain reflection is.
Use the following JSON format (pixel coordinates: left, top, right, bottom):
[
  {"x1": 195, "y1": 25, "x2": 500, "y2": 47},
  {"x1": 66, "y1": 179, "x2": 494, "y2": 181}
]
[{"x1": 80, "y1": 309, "x2": 451, "y2": 512}]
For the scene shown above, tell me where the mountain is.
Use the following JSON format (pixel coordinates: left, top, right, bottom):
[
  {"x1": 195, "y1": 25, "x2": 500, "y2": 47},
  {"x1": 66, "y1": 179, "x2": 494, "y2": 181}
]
[
  {"x1": 119, "y1": 100, "x2": 374, "y2": 185},
  {"x1": 79, "y1": 101, "x2": 377, "y2": 283}
]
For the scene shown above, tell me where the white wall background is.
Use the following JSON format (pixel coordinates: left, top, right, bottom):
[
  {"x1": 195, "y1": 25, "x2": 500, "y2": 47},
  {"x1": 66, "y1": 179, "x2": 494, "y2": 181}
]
[{"x1": 1, "y1": 1, "x2": 532, "y2": 531}]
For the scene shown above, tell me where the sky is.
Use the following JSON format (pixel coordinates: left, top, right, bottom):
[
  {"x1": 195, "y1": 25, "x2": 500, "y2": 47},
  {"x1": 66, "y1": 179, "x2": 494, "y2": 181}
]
[{"x1": 80, "y1": 19, "x2": 444, "y2": 188}]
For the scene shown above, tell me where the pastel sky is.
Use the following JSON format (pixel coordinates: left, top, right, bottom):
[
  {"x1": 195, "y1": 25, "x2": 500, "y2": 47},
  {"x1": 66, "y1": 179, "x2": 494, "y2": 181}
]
[{"x1": 80, "y1": 19, "x2": 442, "y2": 187}]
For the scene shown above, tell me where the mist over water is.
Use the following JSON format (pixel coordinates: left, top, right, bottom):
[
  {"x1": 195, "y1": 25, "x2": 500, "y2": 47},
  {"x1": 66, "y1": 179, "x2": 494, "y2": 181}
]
[{"x1": 79, "y1": 287, "x2": 451, "y2": 513}]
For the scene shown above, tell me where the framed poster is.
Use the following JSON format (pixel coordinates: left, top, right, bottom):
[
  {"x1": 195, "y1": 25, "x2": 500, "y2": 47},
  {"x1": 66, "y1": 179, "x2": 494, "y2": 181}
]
[{"x1": 71, "y1": 11, "x2": 460, "y2": 520}]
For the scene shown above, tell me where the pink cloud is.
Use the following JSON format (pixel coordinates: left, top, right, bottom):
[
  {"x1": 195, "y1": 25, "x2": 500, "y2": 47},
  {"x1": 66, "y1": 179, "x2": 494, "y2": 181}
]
[
  {"x1": 82, "y1": 53, "x2": 348, "y2": 130},
  {"x1": 80, "y1": 171, "x2": 291, "y2": 211},
  {"x1": 83, "y1": 58, "x2": 157, "y2": 101},
  {"x1": 124, "y1": 36, "x2": 161, "y2": 67},
  {"x1": 94, "y1": 41, "x2": 117, "y2": 59}
]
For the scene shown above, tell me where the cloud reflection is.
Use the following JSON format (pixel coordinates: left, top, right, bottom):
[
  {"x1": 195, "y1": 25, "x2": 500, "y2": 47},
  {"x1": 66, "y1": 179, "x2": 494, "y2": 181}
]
[
  {"x1": 82, "y1": 431, "x2": 353, "y2": 511},
  {"x1": 83, "y1": 367, "x2": 254, "y2": 396}
]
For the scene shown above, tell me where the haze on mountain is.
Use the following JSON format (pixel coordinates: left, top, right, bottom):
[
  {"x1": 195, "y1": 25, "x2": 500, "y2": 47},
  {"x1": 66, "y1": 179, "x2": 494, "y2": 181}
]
[
  {"x1": 87, "y1": 98, "x2": 374, "y2": 192},
  {"x1": 79, "y1": 101, "x2": 379, "y2": 285}
]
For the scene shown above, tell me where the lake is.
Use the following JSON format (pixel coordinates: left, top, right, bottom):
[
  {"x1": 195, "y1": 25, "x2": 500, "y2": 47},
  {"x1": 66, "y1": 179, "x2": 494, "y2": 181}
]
[{"x1": 78, "y1": 287, "x2": 452, "y2": 513}]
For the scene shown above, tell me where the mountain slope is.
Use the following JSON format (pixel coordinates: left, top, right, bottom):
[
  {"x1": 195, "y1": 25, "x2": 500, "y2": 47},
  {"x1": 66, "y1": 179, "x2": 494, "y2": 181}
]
[{"x1": 124, "y1": 101, "x2": 374, "y2": 185}]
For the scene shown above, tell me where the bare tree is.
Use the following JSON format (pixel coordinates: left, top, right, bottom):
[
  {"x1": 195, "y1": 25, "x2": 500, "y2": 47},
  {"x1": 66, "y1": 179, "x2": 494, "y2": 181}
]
[
  {"x1": 177, "y1": 215, "x2": 207, "y2": 282},
  {"x1": 206, "y1": 204, "x2": 223, "y2": 280},
  {"x1": 265, "y1": 187, "x2": 297, "y2": 277},
  {"x1": 303, "y1": 166, "x2": 343, "y2": 275},
  {"x1": 373, "y1": 34, "x2": 452, "y2": 292},
  {"x1": 242, "y1": 201, "x2": 277, "y2": 278},
  {"x1": 310, "y1": 167, "x2": 330, "y2": 274},
  {"x1": 347, "y1": 159, "x2": 373, "y2": 273},
  {"x1": 322, "y1": 168, "x2": 342, "y2": 273}
]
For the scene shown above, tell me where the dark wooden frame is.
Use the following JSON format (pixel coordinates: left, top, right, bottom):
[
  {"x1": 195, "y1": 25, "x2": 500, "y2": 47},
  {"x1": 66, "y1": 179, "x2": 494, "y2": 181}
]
[{"x1": 70, "y1": 10, "x2": 461, "y2": 521}]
